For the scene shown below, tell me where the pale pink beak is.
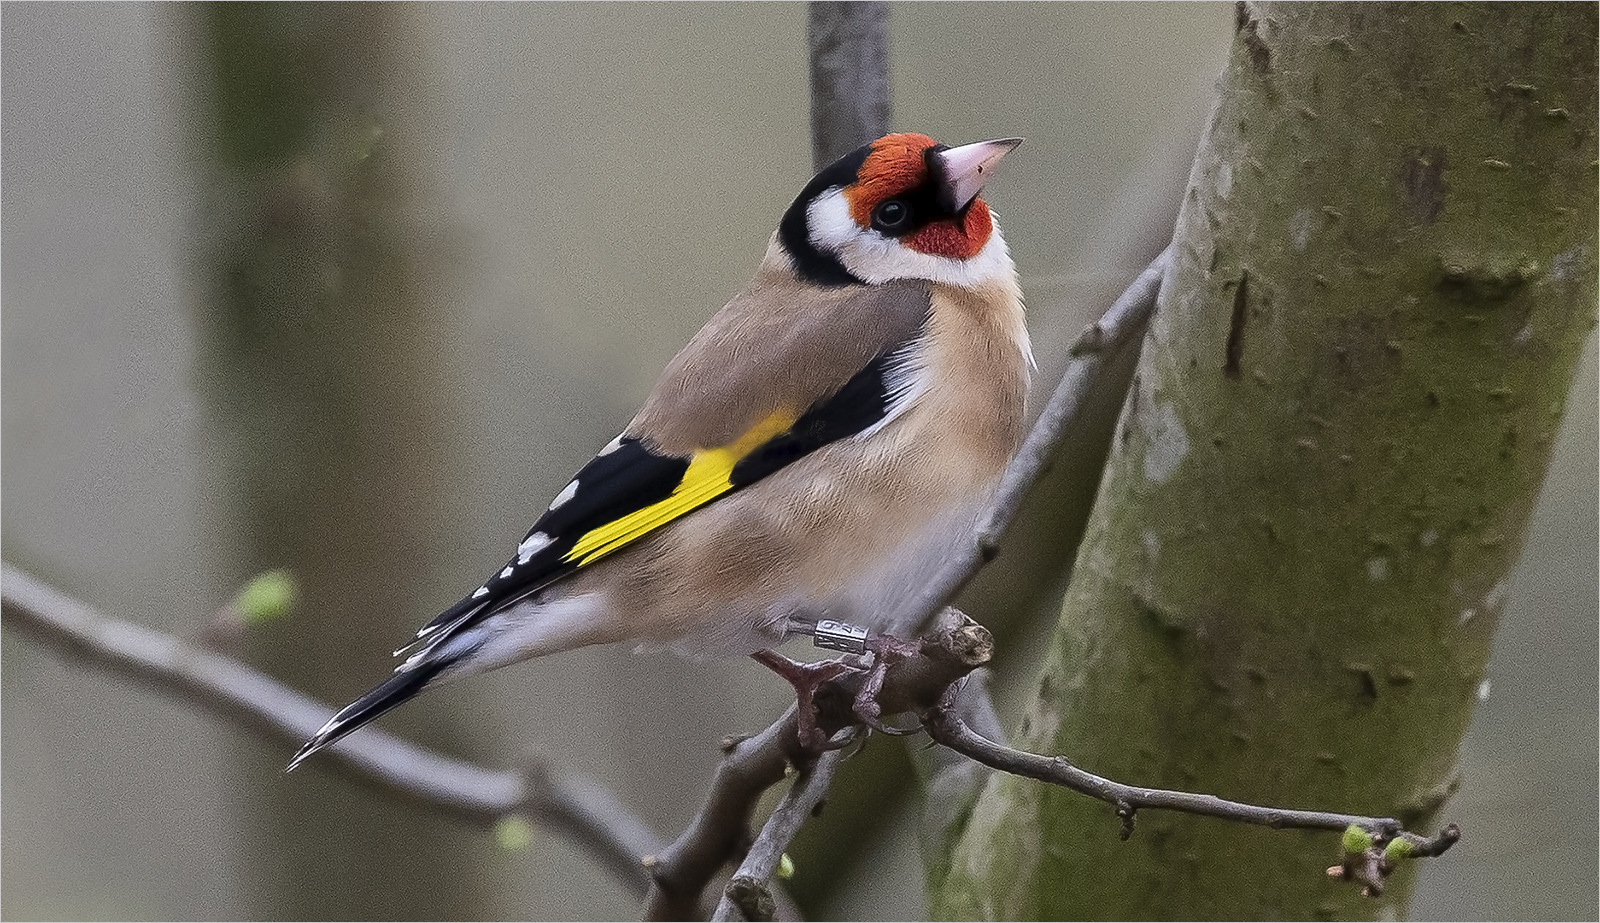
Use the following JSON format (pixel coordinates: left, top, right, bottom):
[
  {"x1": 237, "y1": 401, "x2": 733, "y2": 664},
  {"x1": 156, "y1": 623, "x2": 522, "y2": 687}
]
[{"x1": 931, "y1": 137, "x2": 1023, "y2": 213}]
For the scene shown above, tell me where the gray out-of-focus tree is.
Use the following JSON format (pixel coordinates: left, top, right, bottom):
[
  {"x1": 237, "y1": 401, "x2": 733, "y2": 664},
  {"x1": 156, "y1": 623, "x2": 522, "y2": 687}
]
[
  {"x1": 934, "y1": 4, "x2": 1597, "y2": 920},
  {"x1": 186, "y1": 5, "x2": 488, "y2": 919}
]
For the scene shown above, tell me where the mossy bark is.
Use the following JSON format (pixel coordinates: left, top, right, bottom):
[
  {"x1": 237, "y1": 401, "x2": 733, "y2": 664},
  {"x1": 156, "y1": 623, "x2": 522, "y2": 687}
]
[{"x1": 934, "y1": 3, "x2": 1597, "y2": 919}]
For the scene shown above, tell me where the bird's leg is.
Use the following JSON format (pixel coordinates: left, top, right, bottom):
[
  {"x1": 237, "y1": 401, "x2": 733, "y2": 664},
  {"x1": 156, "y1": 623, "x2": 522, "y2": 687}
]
[{"x1": 750, "y1": 649, "x2": 859, "y2": 752}]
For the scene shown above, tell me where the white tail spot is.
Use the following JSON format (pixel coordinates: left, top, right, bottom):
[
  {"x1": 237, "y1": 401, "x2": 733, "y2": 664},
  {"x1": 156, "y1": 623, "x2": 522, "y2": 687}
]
[{"x1": 517, "y1": 532, "x2": 552, "y2": 564}]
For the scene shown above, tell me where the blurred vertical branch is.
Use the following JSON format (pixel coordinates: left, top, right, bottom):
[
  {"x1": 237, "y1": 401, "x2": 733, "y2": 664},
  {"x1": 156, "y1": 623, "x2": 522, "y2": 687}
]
[
  {"x1": 186, "y1": 4, "x2": 483, "y2": 918},
  {"x1": 807, "y1": 2, "x2": 891, "y2": 170}
]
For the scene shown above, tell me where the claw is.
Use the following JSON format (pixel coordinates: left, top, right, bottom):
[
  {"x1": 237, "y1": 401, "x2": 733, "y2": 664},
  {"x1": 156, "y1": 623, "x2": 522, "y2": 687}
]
[{"x1": 751, "y1": 649, "x2": 862, "y2": 751}]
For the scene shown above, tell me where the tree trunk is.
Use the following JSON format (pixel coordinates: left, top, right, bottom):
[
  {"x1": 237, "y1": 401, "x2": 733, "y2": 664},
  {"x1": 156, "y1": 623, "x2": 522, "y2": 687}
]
[
  {"x1": 933, "y1": 3, "x2": 1597, "y2": 919},
  {"x1": 189, "y1": 5, "x2": 487, "y2": 918}
]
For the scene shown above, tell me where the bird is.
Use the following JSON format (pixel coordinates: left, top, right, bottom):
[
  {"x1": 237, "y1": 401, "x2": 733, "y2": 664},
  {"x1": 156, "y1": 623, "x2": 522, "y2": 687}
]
[{"x1": 289, "y1": 132, "x2": 1030, "y2": 770}]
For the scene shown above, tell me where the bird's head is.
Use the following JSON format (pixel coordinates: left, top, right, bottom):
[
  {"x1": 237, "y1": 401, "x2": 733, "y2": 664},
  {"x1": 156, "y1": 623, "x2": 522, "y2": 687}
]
[{"x1": 778, "y1": 132, "x2": 1022, "y2": 288}]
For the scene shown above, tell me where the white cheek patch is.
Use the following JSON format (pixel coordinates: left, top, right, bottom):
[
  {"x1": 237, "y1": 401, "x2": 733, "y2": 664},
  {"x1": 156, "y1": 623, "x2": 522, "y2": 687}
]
[
  {"x1": 806, "y1": 188, "x2": 1016, "y2": 289},
  {"x1": 806, "y1": 187, "x2": 864, "y2": 255}
]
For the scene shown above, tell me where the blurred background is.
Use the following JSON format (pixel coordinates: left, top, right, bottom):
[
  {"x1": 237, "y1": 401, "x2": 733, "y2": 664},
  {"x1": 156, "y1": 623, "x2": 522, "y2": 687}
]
[{"x1": 3, "y1": 4, "x2": 1593, "y2": 920}]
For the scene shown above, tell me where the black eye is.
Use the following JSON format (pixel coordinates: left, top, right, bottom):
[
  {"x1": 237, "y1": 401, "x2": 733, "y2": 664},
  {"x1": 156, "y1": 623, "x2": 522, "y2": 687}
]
[{"x1": 871, "y1": 199, "x2": 913, "y2": 234}]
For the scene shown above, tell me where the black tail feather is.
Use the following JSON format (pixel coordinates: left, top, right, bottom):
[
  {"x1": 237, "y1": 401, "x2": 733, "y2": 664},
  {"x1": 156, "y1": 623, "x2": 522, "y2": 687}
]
[{"x1": 286, "y1": 657, "x2": 454, "y2": 772}]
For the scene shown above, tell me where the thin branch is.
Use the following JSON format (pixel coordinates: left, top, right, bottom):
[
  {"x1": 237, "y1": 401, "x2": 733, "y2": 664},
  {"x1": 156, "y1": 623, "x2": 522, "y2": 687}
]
[
  {"x1": 712, "y1": 749, "x2": 845, "y2": 923},
  {"x1": 643, "y1": 708, "x2": 802, "y2": 922},
  {"x1": 1328, "y1": 822, "x2": 1461, "y2": 898},
  {"x1": 922, "y1": 699, "x2": 1461, "y2": 855},
  {"x1": 643, "y1": 613, "x2": 993, "y2": 921},
  {"x1": 0, "y1": 563, "x2": 664, "y2": 896},
  {"x1": 640, "y1": 11, "x2": 895, "y2": 915},
  {"x1": 807, "y1": 1, "x2": 890, "y2": 170}
]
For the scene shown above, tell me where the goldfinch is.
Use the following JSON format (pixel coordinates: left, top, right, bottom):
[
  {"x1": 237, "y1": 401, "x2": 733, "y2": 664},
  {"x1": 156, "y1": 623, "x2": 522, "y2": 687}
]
[{"x1": 290, "y1": 132, "x2": 1029, "y2": 769}]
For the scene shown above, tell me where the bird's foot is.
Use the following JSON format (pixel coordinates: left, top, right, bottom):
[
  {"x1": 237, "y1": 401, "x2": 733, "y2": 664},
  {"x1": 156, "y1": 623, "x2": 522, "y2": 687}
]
[
  {"x1": 750, "y1": 649, "x2": 862, "y2": 752},
  {"x1": 753, "y1": 620, "x2": 928, "y2": 751}
]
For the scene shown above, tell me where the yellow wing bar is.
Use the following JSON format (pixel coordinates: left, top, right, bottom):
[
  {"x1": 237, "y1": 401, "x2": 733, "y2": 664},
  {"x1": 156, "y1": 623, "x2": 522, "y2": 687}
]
[{"x1": 563, "y1": 410, "x2": 797, "y2": 567}]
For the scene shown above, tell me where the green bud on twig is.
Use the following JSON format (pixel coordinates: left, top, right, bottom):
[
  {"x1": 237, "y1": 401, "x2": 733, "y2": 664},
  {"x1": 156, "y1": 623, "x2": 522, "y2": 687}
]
[
  {"x1": 233, "y1": 570, "x2": 298, "y2": 625},
  {"x1": 494, "y1": 816, "x2": 533, "y2": 852},
  {"x1": 1341, "y1": 824, "x2": 1374, "y2": 856}
]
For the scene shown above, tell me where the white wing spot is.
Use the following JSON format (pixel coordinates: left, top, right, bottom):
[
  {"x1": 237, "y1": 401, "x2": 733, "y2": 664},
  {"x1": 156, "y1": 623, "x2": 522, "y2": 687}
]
[
  {"x1": 598, "y1": 435, "x2": 625, "y2": 456},
  {"x1": 549, "y1": 480, "x2": 579, "y2": 510},
  {"x1": 499, "y1": 566, "x2": 515, "y2": 579},
  {"x1": 472, "y1": 586, "x2": 489, "y2": 599},
  {"x1": 517, "y1": 532, "x2": 552, "y2": 564}
]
